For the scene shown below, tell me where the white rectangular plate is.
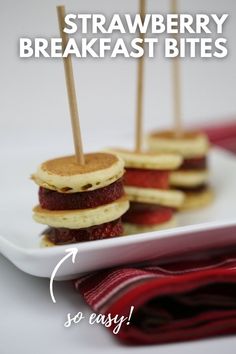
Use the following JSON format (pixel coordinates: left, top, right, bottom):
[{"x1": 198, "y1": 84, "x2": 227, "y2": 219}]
[{"x1": 0, "y1": 148, "x2": 236, "y2": 280}]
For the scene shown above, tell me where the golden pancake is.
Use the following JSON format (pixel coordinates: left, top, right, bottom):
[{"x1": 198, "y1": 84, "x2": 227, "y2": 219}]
[
  {"x1": 40, "y1": 236, "x2": 54, "y2": 248},
  {"x1": 32, "y1": 152, "x2": 124, "y2": 193},
  {"x1": 125, "y1": 186, "x2": 185, "y2": 208},
  {"x1": 180, "y1": 187, "x2": 214, "y2": 210},
  {"x1": 107, "y1": 148, "x2": 183, "y2": 170},
  {"x1": 123, "y1": 216, "x2": 177, "y2": 235},
  {"x1": 170, "y1": 170, "x2": 209, "y2": 188},
  {"x1": 33, "y1": 196, "x2": 129, "y2": 229},
  {"x1": 147, "y1": 131, "x2": 209, "y2": 158}
]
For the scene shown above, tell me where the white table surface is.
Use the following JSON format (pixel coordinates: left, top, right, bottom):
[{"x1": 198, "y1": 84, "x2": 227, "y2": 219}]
[{"x1": 1, "y1": 254, "x2": 236, "y2": 354}]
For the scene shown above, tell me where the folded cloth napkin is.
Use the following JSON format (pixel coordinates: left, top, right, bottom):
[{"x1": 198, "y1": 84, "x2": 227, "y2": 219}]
[
  {"x1": 202, "y1": 119, "x2": 236, "y2": 153},
  {"x1": 75, "y1": 120, "x2": 236, "y2": 344},
  {"x1": 75, "y1": 246, "x2": 236, "y2": 344}
]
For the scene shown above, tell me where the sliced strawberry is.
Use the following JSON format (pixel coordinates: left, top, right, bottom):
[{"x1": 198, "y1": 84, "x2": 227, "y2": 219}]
[
  {"x1": 39, "y1": 179, "x2": 124, "y2": 210},
  {"x1": 180, "y1": 156, "x2": 207, "y2": 170},
  {"x1": 123, "y1": 203, "x2": 173, "y2": 226},
  {"x1": 124, "y1": 168, "x2": 169, "y2": 189},
  {"x1": 45, "y1": 218, "x2": 123, "y2": 244}
]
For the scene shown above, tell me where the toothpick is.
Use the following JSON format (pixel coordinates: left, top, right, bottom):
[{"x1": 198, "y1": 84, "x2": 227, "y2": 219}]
[
  {"x1": 135, "y1": 0, "x2": 146, "y2": 153},
  {"x1": 171, "y1": 0, "x2": 183, "y2": 138},
  {"x1": 57, "y1": 5, "x2": 85, "y2": 165}
]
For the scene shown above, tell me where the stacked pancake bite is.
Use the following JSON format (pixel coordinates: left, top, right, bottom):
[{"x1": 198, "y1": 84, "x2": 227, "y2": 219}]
[
  {"x1": 108, "y1": 150, "x2": 185, "y2": 234},
  {"x1": 32, "y1": 152, "x2": 129, "y2": 245},
  {"x1": 148, "y1": 131, "x2": 214, "y2": 210}
]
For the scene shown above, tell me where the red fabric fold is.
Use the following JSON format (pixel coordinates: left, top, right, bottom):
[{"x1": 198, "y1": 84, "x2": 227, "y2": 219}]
[
  {"x1": 202, "y1": 119, "x2": 236, "y2": 153},
  {"x1": 75, "y1": 247, "x2": 236, "y2": 344},
  {"x1": 74, "y1": 120, "x2": 236, "y2": 345}
]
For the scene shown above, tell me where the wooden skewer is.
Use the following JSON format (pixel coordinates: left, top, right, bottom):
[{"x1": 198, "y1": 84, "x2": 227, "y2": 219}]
[
  {"x1": 171, "y1": 0, "x2": 183, "y2": 138},
  {"x1": 57, "y1": 5, "x2": 85, "y2": 165},
  {"x1": 135, "y1": 0, "x2": 146, "y2": 153}
]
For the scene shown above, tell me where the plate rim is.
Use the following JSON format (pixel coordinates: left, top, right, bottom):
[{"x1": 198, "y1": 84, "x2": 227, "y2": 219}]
[{"x1": 1, "y1": 218, "x2": 236, "y2": 258}]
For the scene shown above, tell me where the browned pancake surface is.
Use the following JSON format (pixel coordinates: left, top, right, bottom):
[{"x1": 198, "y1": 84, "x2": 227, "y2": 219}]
[
  {"x1": 41, "y1": 153, "x2": 118, "y2": 176},
  {"x1": 150, "y1": 130, "x2": 206, "y2": 140}
]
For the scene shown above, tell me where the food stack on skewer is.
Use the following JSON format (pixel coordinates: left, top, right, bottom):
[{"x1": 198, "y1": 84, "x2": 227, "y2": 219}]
[
  {"x1": 147, "y1": 0, "x2": 214, "y2": 211},
  {"x1": 32, "y1": 6, "x2": 129, "y2": 246},
  {"x1": 109, "y1": 0, "x2": 185, "y2": 235}
]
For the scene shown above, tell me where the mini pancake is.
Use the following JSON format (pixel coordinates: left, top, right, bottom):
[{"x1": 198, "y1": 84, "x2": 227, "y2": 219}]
[
  {"x1": 32, "y1": 152, "x2": 124, "y2": 193},
  {"x1": 33, "y1": 196, "x2": 129, "y2": 229},
  {"x1": 107, "y1": 148, "x2": 183, "y2": 170},
  {"x1": 147, "y1": 131, "x2": 209, "y2": 159},
  {"x1": 39, "y1": 178, "x2": 124, "y2": 210},
  {"x1": 125, "y1": 186, "x2": 185, "y2": 208},
  {"x1": 40, "y1": 237, "x2": 54, "y2": 248},
  {"x1": 170, "y1": 170, "x2": 209, "y2": 188},
  {"x1": 180, "y1": 187, "x2": 214, "y2": 210},
  {"x1": 41, "y1": 218, "x2": 123, "y2": 245},
  {"x1": 123, "y1": 216, "x2": 177, "y2": 235}
]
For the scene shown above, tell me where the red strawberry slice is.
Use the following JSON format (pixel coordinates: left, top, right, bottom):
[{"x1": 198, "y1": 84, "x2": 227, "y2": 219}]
[
  {"x1": 39, "y1": 179, "x2": 124, "y2": 210},
  {"x1": 123, "y1": 203, "x2": 173, "y2": 226},
  {"x1": 124, "y1": 168, "x2": 169, "y2": 189},
  {"x1": 45, "y1": 218, "x2": 123, "y2": 244}
]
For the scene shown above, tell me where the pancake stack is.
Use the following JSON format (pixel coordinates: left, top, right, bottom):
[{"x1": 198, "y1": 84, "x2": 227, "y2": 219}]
[
  {"x1": 32, "y1": 152, "x2": 129, "y2": 245},
  {"x1": 148, "y1": 131, "x2": 214, "y2": 210},
  {"x1": 108, "y1": 149, "x2": 185, "y2": 234}
]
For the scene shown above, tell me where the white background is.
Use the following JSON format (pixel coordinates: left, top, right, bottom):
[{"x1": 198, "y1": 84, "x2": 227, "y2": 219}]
[{"x1": 1, "y1": 1, "x2": 236, "y2": 353}]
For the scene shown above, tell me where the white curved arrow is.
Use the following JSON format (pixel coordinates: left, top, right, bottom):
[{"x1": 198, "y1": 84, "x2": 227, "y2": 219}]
[{"x1": 50, "y1": 247, "x2": 78, "y2": 303}]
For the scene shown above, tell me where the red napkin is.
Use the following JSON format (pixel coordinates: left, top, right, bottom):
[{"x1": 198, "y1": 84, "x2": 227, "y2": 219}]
[
  {"x1": 75, "y1": 120, "x2": 236, "y2": 344},
  {"x1": 202, "y1": 119, "x2": 236, "y2": 153},
  {"x1": 75, "y1": 245, "x2": 236, "y2": 344}
]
